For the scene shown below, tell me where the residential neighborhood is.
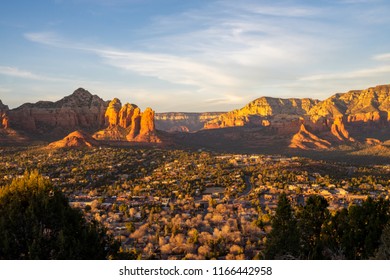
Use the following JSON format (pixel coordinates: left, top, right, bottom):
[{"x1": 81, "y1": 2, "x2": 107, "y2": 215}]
[{"x1": 1, "y1": 146, "x2": 389, "y2": 259}]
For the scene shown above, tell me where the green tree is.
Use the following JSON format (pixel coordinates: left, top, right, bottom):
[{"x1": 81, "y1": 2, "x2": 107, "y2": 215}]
[
  {"x1": 342, "y1": 197, "x2": 389, "y2": 259},
  {"x1": 297, "y1": 195, "x2": 329, "y2": 259},
  {"x1": 321, "y1": 208, "x2": 349, "y2": 259},
  {"x1": 375, "y1": 221, "x2": 390, "y2": 259},
  {"x1": 265, "y1": 193, "x2": 300, "y2": 259},
  {"x1": 0, "y1": 170, "x2": 118, "y2": 260}
]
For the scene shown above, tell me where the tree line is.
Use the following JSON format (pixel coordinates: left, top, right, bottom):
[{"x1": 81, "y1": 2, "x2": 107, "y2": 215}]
[
  {"x1": 265, "y1": 193, "x2": 390, "y2": 259},
  {"x1": 0, "y1": 171, "x2": 121, "y2": 260}
]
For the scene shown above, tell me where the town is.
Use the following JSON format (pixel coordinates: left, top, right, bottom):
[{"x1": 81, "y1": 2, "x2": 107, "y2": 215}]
[{"x1": 1, "y1": 146, "x2": 390, "y2": 259}]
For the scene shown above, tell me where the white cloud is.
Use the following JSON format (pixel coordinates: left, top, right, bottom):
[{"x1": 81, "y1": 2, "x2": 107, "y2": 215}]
[
  {"x1": 22, "y1": 1, "x2": 390, "y2": 111},
  {"x1": 300, "y1": 65, "x2": 390, "y2": 81},
  {"x1": 233, "y1": 2, "x2": 320, "y2": 18},
  {"x1": 25, "y1": 32, "x2": 65, "y2": 47},
  {"x1": 98, "y1": 49, "x2": 239, "y2": 88},
  {"x1": 373, "y1": 53, "x2": 390, "y2": 61},
  {"x1": 0, "y1": 66, "x2": 55, "y2": 81}
]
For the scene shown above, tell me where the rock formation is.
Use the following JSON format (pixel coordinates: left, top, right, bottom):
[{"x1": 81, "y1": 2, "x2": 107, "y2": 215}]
[
  {"x1": 105, "y1": 98, "x2": 122, "y2": 127},
  {"x1": 204, "y1": 97, "x2": 319, "y2": 129},
  {"x1": 94, "y1": 99, "x2": 160, "y2": 143},
  {"x1": 1, "y1": 88, "x2": 160, "y2": 143},
  {"x1": 330, "y1": 116, "x2": 354, "y2": 142},
  {"x1": 7, "y1": 88, "x2": 108, "y2": 137},
  {"x1": 119, "y1": 103, "x2": 138, "y2": 128},
  {"x1": 2, "y1": 84, "x2": 390, "y2": 152},
  {"x1": 132, "y1": 107, "x2": 159, "y2": 142},
  {"x1": 289, "y1": 124, "x2": 331, "y2": 150},
  {"x1": 308, "y1": 84, "x2": 390, "y2": 123},
  {"x1": 201, "y1": 84, "x2": 390, "y2": 150},
  {"x1": 0, "y1": 100, "x2": 9, "y2": 129},
  {"x1": 47, "y1": 130, "x2": 99, "y2": 149}
]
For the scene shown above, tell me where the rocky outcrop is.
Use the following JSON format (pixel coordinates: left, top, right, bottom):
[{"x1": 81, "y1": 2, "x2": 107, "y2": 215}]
[
  {"x1": 0, "y1": 100, "x2": 9, "y2": 129},
  {"x1": 94, "y1": 100, "x2": 160, "y2": 143},
  {"x1": 155, "y1": 112, "x2": 224, "y2": 132},
  {"x1": 0, "y1": 100, "x2": 8, "y2": 110},
  {"x1": 7, "y1": 88, "x2": 108, "y2": 137},
  {"x1": 105, "y1": 98, "x2": 122, "y2": 127},
  {"x1": 132, "y1": 107, "x2": 160, "y2": 142},
  {"x1": 365, "y1": 138, "x2": 382, "y2": 146},
  {"x1": 201, "y1": 85, "x2": 390, "y2": 150},
  {"x1": 47, "y1": 130, "x2": 99, "y2": 149},
  {"x1": 308, "y1": 84, "x2": 390, "y2": 123},
  {"x1": 289, "y1": 124, "x2": 331, "y2": 150},
  {"x1": 119, "y1": 103, "x2": 138, "y2": 128},
  {"x1": 330, "y1": 116, "x2": 354, "y2": 142}
]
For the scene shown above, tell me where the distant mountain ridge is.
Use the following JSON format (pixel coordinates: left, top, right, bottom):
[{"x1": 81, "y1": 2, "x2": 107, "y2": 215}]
[
  {"x1": 155, "y1": 112, "x2": 225, "y2": 132},
  {"x1": 1, "y1": 84, "x2": 390, "y2": 157},
  {"x1": 196, "y1": 84, "x2": 390, "y2": 151}
]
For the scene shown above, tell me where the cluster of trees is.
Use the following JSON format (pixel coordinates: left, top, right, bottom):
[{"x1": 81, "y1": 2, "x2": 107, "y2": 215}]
[
  {"x1": 265, "y1": 193, "x2": 390, "y2": 259},
  {"x1": 0, "y1": 171, "x2": 118, "y2": 260}
]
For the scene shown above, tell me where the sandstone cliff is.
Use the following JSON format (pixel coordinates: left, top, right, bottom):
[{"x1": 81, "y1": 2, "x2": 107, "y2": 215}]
[
  {"x1": 93, "y1": 99, "x2": 160, "y2": 143},
  {"x1": 308, "y1": 84, "x2": 390, "y2": 122},
  {"x1": 155, "y1": 112, "x2": 224, "y2": 132},
  {"x1": 3, "y1": 88, "x2": 159, "y2": 143},
  {"x1": 330, "y1": 116, "x2": 354, "y2": 142},
  {"x1": 2, "y1": 84, "x2": 390, "y2": 152},
  {"x1": 289, "y1": 123, "x2": 331, "y2": 150},
  {"x1": 202, "y1": 85, "x2": 390, "y2": 150},
  {"x1": 306, "y1": 84, "x2": 390, "y2": 143},
  {"x1": 204, "y1": 97, "x2": 319, "y2": 129},
  {"x1": 7, "y1": 88, "x2": 108, "y2": 138},
  {"x1": 0, "y1": 100, "x2": 9, "y2": 129}
]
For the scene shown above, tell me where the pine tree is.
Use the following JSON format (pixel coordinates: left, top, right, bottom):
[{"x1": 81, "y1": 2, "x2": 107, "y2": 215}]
[
  {"x1": 297, "y1": 195, "x2": 329, "y2": 259},
  {"x1": 375, "y1": 221, "x2": 390, "y2": 259},
  {"x1": 0, "y1": 170, "x2": 118, "y2": 259},
  {"x1": 265, "y1": 193, "x2": 300, "y2": 259}
]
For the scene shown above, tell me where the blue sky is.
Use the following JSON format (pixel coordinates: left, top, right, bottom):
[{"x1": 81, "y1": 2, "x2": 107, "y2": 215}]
[{"x1": 1, "y1": 0, "x2": 390, "y2": 112}]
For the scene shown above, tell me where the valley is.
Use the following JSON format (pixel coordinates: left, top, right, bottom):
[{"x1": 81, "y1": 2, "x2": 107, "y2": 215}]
[{"x1": 1, "y1": 146, "x2": 389, "y2": 259}]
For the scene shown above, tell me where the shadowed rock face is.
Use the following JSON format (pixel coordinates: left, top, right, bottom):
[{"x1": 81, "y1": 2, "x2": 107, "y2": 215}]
[
  {"x1": 0, "y1": 100, "x2": 9, "y2": 129},
  {"x1": 308, "y1": 85, "x2": 390, "y2": 122},
  {"x1": 155, "y1": 112, "x2": 225, "y2": 132},
  {"x1": 200, "y1": 84, "x2": 390, "y2": 150},
  {"x1": 7, "y1": 88, "x2": 108, "y2": 136}
]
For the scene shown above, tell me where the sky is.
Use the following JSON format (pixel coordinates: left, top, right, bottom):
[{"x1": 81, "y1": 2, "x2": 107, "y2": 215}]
[{"x1": 1, "y1": 0, "x2": 390, "y2": 112}]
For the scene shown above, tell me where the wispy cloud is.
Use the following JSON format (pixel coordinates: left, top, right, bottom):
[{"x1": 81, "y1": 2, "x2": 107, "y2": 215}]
[
  {"x1": 24, "y1": 32, "x2": 240, "y2": 90},
  {"x1": 373, "y1": 53, "x2": 390, "y2": 61},
  {"x1": 24, "y1": 32, "x2": 86, "y2": 50},
  {"x1": 0, "y1": 65, "x2": 59, "y2": 81},
  {"x1": 300, "y1": 65, "x2": 390, "y2": 81},
  {"x1": 98, "y1": 50, "x2": 239, "y2": 88},
  {"x1": 22, "y1": 0, "x2": 390, "y2": 110},
  {"x1": 227, "y1": 1, "x2": 320, "y2": 18},
  {"x1": 339, "y1": 0, "x2": 378, "y2": 4}
]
